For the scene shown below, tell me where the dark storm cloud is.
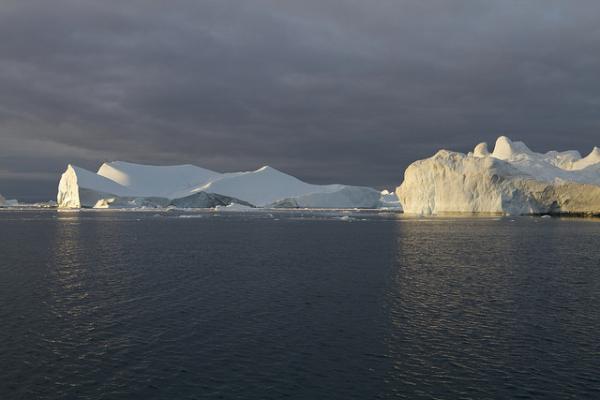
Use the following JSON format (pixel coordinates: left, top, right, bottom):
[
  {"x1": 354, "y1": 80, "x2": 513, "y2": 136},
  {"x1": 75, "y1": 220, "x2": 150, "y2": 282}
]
[{"x1": 1, "y1": 0, "x2": 600, "y2": 199}]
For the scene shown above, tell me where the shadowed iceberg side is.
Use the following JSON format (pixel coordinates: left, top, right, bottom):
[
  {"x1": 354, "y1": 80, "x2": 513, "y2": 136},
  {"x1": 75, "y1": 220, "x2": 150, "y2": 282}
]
[{"x1": 268, "y1": 186, "x2": 382, "y2": 209}]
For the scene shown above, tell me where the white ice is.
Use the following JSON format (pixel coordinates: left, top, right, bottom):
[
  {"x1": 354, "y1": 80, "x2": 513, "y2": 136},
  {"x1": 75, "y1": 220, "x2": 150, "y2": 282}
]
[{"x1": 397, "y1": 136, "x2": 600, "y2": 215}]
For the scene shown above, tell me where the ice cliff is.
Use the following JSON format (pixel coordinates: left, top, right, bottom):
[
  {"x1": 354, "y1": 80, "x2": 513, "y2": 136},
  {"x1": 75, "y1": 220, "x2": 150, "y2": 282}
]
[
  {"x1": 397, "y1": 136, "x2": 600, "y2": 215},
  {"x1": 57, "y1": 161, "x2": 383, "y2": 209}
]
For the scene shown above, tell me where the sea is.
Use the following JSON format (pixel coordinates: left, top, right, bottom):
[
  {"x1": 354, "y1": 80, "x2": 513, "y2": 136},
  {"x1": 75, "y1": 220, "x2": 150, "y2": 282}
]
[{"x1": 1, "y1": 210, "x2": 599, "y2": 399}]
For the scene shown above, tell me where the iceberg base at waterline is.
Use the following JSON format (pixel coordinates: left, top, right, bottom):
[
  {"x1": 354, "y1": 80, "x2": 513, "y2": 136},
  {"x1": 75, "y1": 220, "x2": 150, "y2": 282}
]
[{"x1": 213, "y1": 203, "x2": 255, "y2": 212}]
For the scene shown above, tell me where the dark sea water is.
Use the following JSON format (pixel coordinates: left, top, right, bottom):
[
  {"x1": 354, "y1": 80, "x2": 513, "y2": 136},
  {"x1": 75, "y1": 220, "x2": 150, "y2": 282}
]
[{"x1": 1, "y1": 210, "x2": 599, "y2": 399}]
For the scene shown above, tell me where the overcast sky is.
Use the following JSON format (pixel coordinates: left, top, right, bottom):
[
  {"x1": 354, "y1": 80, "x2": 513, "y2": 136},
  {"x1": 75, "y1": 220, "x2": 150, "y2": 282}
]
[{"x1": 1, "y1": 0, "x2": 599, "y2": 200}]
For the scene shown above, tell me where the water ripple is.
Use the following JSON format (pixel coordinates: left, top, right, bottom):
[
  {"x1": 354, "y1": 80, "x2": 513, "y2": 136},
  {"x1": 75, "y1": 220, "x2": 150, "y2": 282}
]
[{"x1": 0, "y1": 211, "x2": 599, "y2": 399}]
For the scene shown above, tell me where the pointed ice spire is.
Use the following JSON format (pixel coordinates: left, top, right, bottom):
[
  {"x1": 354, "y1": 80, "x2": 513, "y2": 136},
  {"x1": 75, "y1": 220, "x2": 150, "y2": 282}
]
[
  {"x1": 571, "y1": 146, "x2": 600, "y2": 170},
  {"x1": 492, "y1": 136, "x2": 532, "y2": 160},
  {"x1": 473, "y1": 142, "x2": 489, "y2": 158}
]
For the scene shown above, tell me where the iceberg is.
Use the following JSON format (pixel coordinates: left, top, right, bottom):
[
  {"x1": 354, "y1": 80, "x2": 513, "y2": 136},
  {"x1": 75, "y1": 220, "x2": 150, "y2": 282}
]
[
  {"x1": 57, "y1": 161, "x2": 383, "y2": 209},
  {"x1": 396, "y1": 136, "x2": 600, "y2": 215},
  {"x1": 169, "y1": 192, "x2": 253, "y2": 209},
  {"x1": 0, "y1": 193, "x2": 18, "y2": 207},
  {"x1": 214, "y1": 203, "x2": 255, "y2": 212},
  {"x1": 379, "y1": 190, "x2": 402, "y2": 210},
  {"x1": 269, "y1": 186, "x2": 381, "y2": 209}
]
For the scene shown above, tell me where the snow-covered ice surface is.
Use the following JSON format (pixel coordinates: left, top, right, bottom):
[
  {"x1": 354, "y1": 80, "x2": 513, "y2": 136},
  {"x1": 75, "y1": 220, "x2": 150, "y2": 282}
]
[
  {"x1": 57, "y1": 162, "x2": 383, "y2": 209},
  {"x1": 397, "y1": 136, "x2": 600, "y2": 215},
  {"x1": 186, "y1": 166, "x2": 348, "y2": 207},
  {"x1": 97, "y1": 161, "x2": 221, "y2": 198}
]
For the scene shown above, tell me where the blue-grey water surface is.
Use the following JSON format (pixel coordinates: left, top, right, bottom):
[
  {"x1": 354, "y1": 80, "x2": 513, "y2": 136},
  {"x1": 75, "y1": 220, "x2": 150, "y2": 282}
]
[{"x1": 1, "y1": 210, "x2": 599, "y2": 399}]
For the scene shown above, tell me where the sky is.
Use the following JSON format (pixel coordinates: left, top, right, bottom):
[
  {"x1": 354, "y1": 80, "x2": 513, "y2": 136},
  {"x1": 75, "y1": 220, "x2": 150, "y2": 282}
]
[{"x1": 1, "y1": 0, "x2": 599, "y2": 200}]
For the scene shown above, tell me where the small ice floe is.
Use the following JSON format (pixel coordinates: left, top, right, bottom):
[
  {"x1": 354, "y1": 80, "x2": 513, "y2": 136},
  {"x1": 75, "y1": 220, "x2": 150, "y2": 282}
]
[{"x1": 213, "y1": 203, "x2": 254, "y2": 212}]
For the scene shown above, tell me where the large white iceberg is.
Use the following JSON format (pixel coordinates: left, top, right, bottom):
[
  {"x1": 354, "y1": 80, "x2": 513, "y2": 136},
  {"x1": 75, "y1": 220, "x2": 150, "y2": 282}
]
[
  {"x1": 57, "y1": 161, "x2": 383, "y2": 209},
  {"x1": 397, "y1": 136, "x2": 600, "y2": 215}
]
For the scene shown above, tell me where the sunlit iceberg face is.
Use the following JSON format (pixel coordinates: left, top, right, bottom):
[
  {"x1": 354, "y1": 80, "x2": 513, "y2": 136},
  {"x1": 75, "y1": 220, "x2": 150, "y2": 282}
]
[{"x1": 396, "y1": 136, "x2": 600, "y2": 216}]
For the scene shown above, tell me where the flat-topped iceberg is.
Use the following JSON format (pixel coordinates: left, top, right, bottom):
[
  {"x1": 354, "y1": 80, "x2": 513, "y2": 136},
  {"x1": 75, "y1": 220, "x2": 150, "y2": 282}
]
[
  {"x1": 57, "y1": 161, "x2": 383, "y2": 209},
  {"x1": 397, "y1": 136, "x2": 600, "y2": 215}
]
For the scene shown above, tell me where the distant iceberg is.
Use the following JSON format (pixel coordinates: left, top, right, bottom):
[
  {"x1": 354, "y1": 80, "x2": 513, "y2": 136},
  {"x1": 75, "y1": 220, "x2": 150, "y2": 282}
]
[
  {"x1": 396, "y1": 136, "x2": 600, "y2": 215},
  {"x1": 0, "y1": 193, "x2": 18, "y2": 207},
  {"x1": 379, "y1": 190, "x2": 402, "y2": 210},
  {"x1": 214, "y1": 203, "x2": 255, "y2": 212},
  {"x1": 57, "y1": 161, "x2": 384, "y2": 209}
]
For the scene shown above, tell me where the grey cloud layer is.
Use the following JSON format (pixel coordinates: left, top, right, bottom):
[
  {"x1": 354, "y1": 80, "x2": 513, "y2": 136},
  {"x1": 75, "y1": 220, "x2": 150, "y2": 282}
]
[{"x1": 1, "y1": 0, "x2": 599, "y2": 199}]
